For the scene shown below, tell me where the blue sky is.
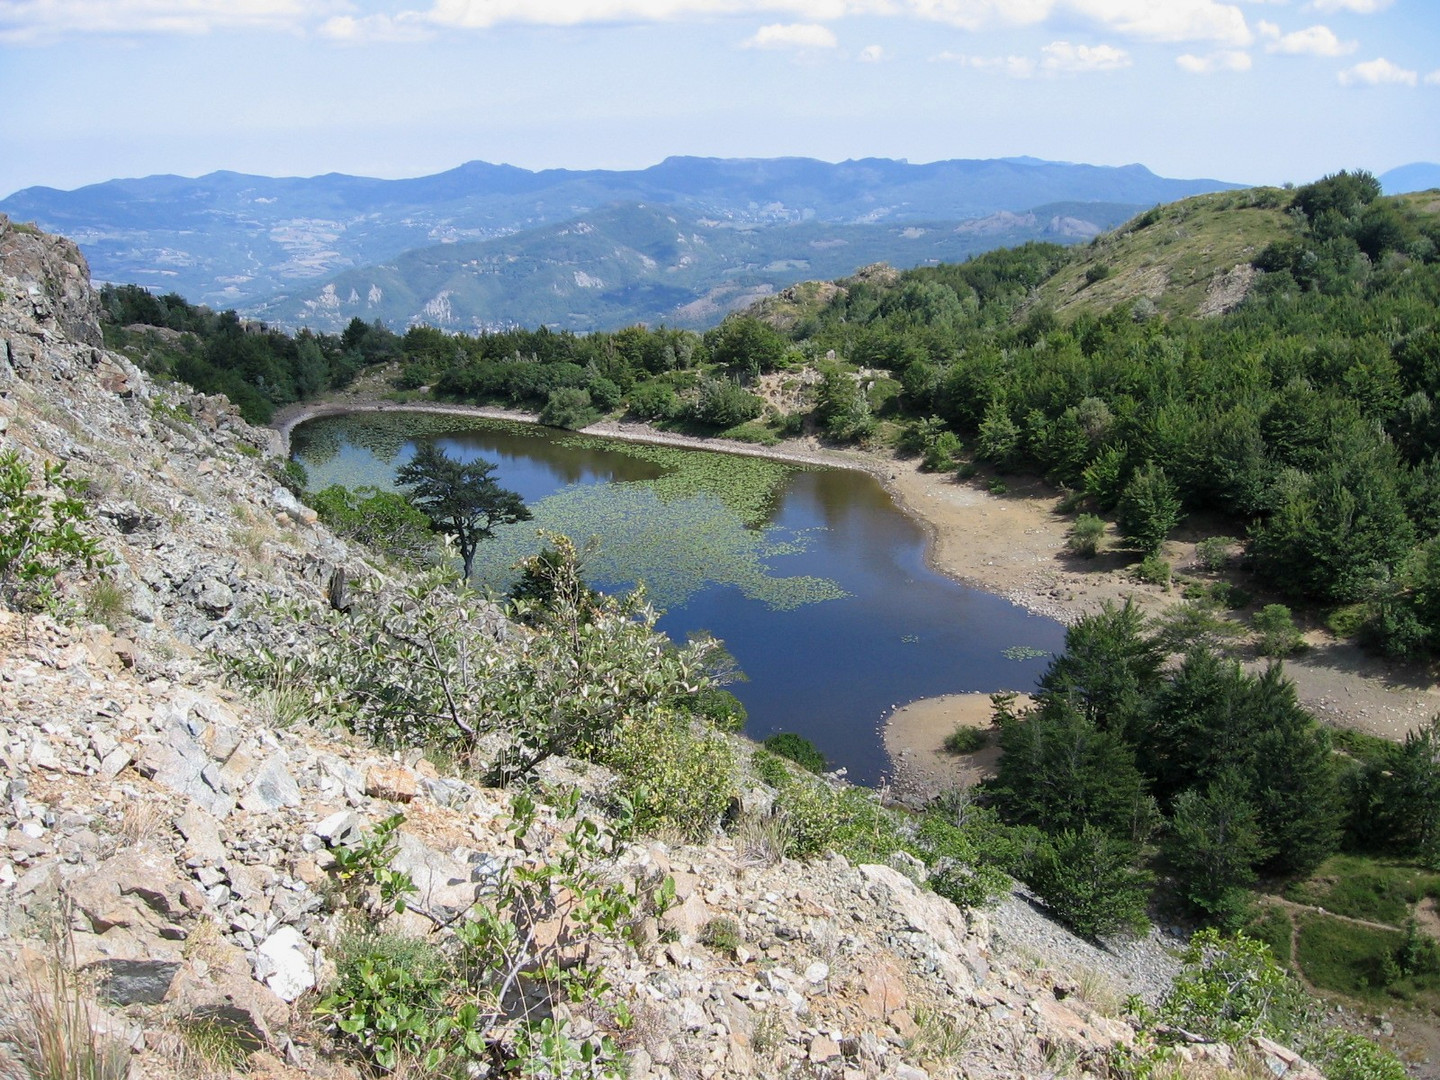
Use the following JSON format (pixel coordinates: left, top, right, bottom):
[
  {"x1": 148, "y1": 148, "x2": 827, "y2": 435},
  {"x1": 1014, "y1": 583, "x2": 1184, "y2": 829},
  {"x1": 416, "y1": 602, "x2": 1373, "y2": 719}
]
[{"x1": 0, "y1": 0, "x2": 1436, "y2": 197}]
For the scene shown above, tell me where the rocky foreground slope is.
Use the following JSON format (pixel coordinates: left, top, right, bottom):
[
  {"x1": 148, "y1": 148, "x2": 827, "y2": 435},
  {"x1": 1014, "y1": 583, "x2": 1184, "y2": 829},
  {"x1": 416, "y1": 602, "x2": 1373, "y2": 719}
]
[{"x1": 0, "y1": 214, "x2": 1329, "y2": 1080}]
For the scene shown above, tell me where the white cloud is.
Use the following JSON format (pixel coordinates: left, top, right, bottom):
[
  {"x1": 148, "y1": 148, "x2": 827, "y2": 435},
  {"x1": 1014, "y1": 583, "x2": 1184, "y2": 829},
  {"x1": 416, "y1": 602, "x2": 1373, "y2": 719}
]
[
  {"x1": 1176, "y1": 48, "x2": 1253, "y2": 72},
  {"x1": 1040, "y1": 40, "x2": 1130, "y2": 71},
  {"x1": 1427, "y1": 69, "x2": 1440, "y2": 86},
  {"x1": 0, "y1": 0, "x2": 327, "y2": 43},
  {"x1": 1338, "y1": 56, "x2": 1417, "y2": 85},
  {"x1": 1066, "y1": 0, "x2": 1252, "y2": 46},
  {"x1": 1264, "y1": 23, "x2": 1355, "y2": 55},
  {"x1": 414, "y1": 0, "x2": 1258, "y2": 45},
  {"x1": 857, "y1": 43, "x2": 886, "y2": 61},
  {"x1": 320, "y1": 13, "x2": 434, "y2": 43},
  {"x1": 0, "y1": 0, "x2": 1258, "y2": 49},
  {"x1": 742, "y1": 21, "x2": 837, "y2": 48},
  {"x1": 932, "y1": 39, "x2": 1128, "y2": 76},
  {"x1": 931, "y1": 50, "x2": 1038, "y2": 77},
  {"x1": 1310, "y1": 0, "x2": 1391, "y2": 12}
]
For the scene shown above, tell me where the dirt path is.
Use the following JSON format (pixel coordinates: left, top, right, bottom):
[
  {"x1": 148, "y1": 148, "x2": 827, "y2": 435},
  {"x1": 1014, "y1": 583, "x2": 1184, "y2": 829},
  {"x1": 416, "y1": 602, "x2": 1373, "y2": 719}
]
[{"x1": 272, "y1": 400, "x2": 1440, "y2": 767}]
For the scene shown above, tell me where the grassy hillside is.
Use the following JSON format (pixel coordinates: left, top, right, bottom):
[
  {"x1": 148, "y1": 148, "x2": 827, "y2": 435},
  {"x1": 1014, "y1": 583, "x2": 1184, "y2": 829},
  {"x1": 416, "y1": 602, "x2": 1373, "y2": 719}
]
[{"x1": 1031, "y1": 187, "x2": 1294, "y2": 320}]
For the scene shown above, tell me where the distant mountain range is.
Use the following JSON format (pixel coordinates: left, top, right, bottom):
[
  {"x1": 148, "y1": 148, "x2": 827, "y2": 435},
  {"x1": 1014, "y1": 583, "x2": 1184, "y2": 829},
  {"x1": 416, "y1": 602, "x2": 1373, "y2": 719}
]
[
  {"x1": 0, "y1": 155, "x2": 1240, "y2": 330},
  {"x1": 253, "y1": 200, "x2": 1152, "y2": 333},
  {"x1": 1381, "y1": 162, "x2": 1440, "y2": 196}
]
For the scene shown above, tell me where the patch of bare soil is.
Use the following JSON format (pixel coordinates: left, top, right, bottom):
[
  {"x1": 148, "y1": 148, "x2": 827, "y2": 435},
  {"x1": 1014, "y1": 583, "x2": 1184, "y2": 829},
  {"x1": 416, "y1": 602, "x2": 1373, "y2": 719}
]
[{"x1": 883, "y1": 692, "x2": 1030, "y2": 800}]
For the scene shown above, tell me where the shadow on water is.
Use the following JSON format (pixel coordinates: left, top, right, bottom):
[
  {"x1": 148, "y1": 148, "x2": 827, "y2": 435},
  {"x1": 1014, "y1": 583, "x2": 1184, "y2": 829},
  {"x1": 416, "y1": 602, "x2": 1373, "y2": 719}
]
[{"x1": 292, "y1": 414, "x2": 1066, "y2": 786}]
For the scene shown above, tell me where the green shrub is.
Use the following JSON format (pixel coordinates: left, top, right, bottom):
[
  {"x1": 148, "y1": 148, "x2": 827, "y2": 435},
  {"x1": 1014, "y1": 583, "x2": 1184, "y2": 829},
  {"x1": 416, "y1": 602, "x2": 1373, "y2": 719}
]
[
  {"x1": 700, "y1": 917, "x2": 744, "y2": 958},
  {"x1": 318, "y1": 795, "x2": 633, "y2": 1076},
  {"x1": 763, "y1": 732, "x2": 827, "y2": 773},
  {"x1": 1084, "y1": 263, "x2": 1112, "y2": 285},
  {"x1": 234, "y1": 535, "x2": 722, "y2": 784},
  {"x1": 1066, "y1": 514, "x2": 1105, "y2": 557},
  {"x1": 921, "y1": 431, "x2": 964, "y2": 473},
  {"x1": 0, "y1": 451, "x2": 107, "y2": 611},
  {"x1": 752, "y1": 750, "x2": 792, "y2": 788},
  {"x1": 912, "y1": 811, "x2": 1012, "y2": 910},
  {"x1": 311, "y1": 484, "x2": 436, "y2": 566},
  {"x1": 1254, "y1": 603, "x2": 1305, "y2": 657},
  {"x1": 1133, "y1": 554, "x2": 1171, "y2": 588},
  {"x1": 942, "y1": 726, "x2": 989, "y2": 755},
  {"x1": 776, "y1": 778, "x2": 903, "y2": 862},
  {"x1": 1194, "y1": 535, "x2": 1238, "y2": 572},
  {"x1": 1327, "y1": 603, "x2": 1370, "y2": 639},
  {"x1": 692, "y1": 379, "x2": 763, "y2": 428},
  {"x1": 602, "y1": 712, "x2": 737, "y2": 840},
  {"x1": 1134, "y1": 928, "x2": 1407, "y2": 1080},
  {"x1": 1117, "y1": 464, "x2": 1180, "y2": 555},
  {"x1": 1158, "y1": 930, "x2": 1312, "y2": 1043},
  {"x1": 1026, "y1": 826, "x2": 1152, "y2": 939},
  {"x1": 687, "y1": 687, "x2": 748, "y2": 732},
  {"x1": 627, "y1": 380, "x2": 681, "y2": 420},
  {"x1": 539, "y1": 387, "x2": 598, "y2": 429}
]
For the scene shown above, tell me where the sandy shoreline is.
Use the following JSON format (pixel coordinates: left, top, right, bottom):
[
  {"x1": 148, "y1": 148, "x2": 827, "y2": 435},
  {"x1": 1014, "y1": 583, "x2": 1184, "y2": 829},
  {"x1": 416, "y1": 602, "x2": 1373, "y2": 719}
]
[
  {"x1": 273, "y1": 399, "x2": 1440, "y2": 792},
  {"x1": 883, "y1": 692, "x2": 1034, "y2": 799}
]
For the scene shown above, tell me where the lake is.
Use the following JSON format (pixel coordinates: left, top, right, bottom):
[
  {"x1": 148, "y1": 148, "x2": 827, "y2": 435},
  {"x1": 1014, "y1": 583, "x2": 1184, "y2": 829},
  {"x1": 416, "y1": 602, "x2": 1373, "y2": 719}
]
[{"x1": 291, "y1": 411, "x2": 1067, "y2": 785}]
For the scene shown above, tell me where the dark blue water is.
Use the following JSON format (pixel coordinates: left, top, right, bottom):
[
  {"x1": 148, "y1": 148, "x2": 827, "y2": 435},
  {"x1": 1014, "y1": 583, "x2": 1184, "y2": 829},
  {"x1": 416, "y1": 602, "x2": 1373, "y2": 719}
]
[{"x1": 293, "y1": 416, "x2": 1066, "y2": 785}]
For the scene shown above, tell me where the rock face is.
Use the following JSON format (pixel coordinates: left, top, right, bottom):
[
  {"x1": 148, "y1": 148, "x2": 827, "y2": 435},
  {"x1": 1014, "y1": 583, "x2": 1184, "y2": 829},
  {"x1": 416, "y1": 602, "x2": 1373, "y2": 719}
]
[{"x1": 0, "y1": 218, "x2": 1324, "y2": 1080}]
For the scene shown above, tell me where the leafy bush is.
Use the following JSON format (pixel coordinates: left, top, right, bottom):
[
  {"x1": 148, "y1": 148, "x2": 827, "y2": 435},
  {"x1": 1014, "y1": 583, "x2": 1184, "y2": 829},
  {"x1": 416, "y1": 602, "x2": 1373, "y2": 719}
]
[
  {"x1": 942, "y1": 726, "x2": 989, "y2": 754},
  {"x1": 921, "y1": 431, "x2": 964, "y2": 473},
  {"x1": 776, "y1": 778, "x2": 903, "y2": 862},
  {"x1": 1025, "y1": 825, "x2": 1152, "y2": 939},
  {"x1": 911, "y1": 809, "x2": 1013, "y2": 910},
  {"x1": 751, "y1": 750, "x2": 792, "y2": 788},
  {"x1": 1128, "y1": 929, "x2": 1407, "y2": 1080},
  {"x1": 311, "y1": 484, "x2": 436, "y2": 566},
  {"x1": 1254, "y1": 603, "x2": 1305, "y2": 657},
  {"x1": 233, "y1": 535, "x2": 721, "y2": 784},
  {"x1": 1117, "y1": 465, "x2": 1180, "y2": 556},
  {"x1": 627, "y1": 380, "x2": 681, "y2": 420},
  {"x1": 317, "y1": 794, "x2": 635, "y2": 1077},
  {"x1": 1133, "y1": 554, "x2": 1171, "y2": 588},
  {"x1": 539, "y1": 387, "x2": 598, "y2": 430},
  {"x1": 1194, "y1": 535, "x2": 1238, "y2": 572},
  {"x1": 1158, "y1": 930, "x2": 1311, "y2": 1043},
  {"x1": 686, "y1": 687, "x2": 747, "y2": 732},
  {"x1": 600, "y1": 712, "x2": 736, "y2": 840},
  {"x1": 0, "y1": 451, "x2": 106, "y2": 611},
  {"x1": 1066, "y1": 514, "x2": 1105, "y2": 557},
  {"x1": 763, "y1": 732, "x2": 826, "y2": 773},
  {"x1": 691, "y1": 379, "x2": 763, "y2": 428}
]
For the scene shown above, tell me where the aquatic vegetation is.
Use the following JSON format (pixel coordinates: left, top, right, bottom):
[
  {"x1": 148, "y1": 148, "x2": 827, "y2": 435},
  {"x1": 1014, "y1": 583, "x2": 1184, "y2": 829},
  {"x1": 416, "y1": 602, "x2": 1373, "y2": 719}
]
[{"x1": 294, "y1": 414, "x2": 848, "y2": 612}]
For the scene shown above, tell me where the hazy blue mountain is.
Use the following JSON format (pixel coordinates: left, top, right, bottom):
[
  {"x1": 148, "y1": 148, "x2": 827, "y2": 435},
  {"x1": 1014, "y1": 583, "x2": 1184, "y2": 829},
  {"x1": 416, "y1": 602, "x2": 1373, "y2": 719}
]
[
  {"x1": 0, "y1": 156, "x2": 1238, "y2": 319},
  {"x1": 1381, "y1": 163, "x2": 1440, "y2": 195},
  {"x1": 253, "y1": 200, "x2": 1147, "y2": 333}
]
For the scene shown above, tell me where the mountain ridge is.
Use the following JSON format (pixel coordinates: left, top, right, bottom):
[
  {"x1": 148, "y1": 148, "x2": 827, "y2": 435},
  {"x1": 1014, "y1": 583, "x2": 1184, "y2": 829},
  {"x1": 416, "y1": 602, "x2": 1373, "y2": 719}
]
[{"x1": 0, "y1": 155, "x2": 1241, "y2": 324}]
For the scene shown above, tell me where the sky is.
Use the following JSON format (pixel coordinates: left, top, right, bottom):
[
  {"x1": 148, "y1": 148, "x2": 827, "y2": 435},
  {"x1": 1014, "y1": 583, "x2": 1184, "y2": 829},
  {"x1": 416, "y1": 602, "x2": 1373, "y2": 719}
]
[{"x1": 0, "y1": 0, "x2": 1436, "y2": 198}]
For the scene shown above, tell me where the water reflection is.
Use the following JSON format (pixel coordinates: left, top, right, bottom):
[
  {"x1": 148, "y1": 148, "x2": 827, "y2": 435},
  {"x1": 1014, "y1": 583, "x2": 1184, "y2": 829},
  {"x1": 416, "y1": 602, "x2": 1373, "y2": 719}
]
[{"x1": 292, "y1": 414, "x2": 1066, "y2": 785}]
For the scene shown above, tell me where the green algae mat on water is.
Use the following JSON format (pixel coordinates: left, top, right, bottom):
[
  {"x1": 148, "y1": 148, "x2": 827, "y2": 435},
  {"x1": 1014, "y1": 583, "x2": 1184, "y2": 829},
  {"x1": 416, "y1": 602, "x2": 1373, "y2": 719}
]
[{"x1": 291, "y1": 411, "x2": 848, "y2": 612}]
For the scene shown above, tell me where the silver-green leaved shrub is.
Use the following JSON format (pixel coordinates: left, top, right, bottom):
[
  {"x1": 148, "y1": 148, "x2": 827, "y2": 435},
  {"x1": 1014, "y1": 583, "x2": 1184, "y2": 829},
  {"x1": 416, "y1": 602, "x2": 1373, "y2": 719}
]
[{"x1": 234, "y1": 533, "x2": 723, "y2": 787}]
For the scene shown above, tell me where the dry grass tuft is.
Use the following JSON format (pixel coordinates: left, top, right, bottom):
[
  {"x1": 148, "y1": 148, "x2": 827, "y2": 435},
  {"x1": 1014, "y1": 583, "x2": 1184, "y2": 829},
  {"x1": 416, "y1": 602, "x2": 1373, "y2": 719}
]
[{"x1": 0, "y1": 938, "x2": 130, "y2": 1080}]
